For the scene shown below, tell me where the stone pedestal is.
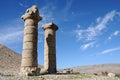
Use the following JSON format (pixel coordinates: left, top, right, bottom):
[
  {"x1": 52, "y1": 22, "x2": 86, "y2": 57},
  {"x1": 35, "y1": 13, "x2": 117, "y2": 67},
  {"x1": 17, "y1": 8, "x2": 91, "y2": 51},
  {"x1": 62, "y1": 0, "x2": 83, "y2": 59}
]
[
  {"x1": 20, "y1": 5, "x2": 42, "y2": 76},
  {"x1": 42, "y1": 23, "x2": 58, "y2": 74}
]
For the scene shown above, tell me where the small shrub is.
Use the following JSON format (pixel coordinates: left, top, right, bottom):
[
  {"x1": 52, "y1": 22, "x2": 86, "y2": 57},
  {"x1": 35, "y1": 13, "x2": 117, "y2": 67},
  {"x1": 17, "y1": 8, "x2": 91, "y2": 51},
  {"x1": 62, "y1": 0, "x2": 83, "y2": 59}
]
[
  {"x1": 115, "y1": 73, "x2": 120, "y2": 78},
  {"x1": 101, "y1": 71, "x2": 108, "y2": 76}
]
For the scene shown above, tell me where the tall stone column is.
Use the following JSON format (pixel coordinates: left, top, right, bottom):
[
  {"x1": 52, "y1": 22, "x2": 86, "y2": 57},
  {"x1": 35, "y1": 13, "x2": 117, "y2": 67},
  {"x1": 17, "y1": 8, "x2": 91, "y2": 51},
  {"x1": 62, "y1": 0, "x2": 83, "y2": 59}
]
[
  {"x1": 20, "y1": 5, "x2": 42, "y2": 76},
  {"x1": 42, "y1": 23, "x2": 58, "y2": 74}
]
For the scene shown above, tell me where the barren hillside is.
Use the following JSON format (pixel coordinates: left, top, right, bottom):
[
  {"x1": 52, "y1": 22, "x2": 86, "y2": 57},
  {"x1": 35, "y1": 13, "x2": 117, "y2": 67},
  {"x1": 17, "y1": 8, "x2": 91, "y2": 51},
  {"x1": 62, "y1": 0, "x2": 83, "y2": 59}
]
[
  {"x1": 0, "y1": 44, "x2": 44, "y2": 75},
  {"x1": 70, "y1": 64, "x2": 120, "y2": 74},
  {"x1": 0, "y1": 44, "x2": 21, "y2": 74}
]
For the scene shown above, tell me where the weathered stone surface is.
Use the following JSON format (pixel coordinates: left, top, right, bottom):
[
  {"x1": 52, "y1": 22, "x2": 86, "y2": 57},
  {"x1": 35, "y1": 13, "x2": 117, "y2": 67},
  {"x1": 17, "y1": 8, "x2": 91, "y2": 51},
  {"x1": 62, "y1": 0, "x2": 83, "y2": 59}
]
[
  {"x1": 24, "y1": 27, "x2": 38, "y2": 34},
  {"x1": 20, "y1": 5, "x2": 42, "y2": 76},
  {"x1": 108, "y1": 73, "x2": 115, "y2": 77},
  {"x1": 42, "y1": 23, "x2": 58, "y2": 31},
  {"x1": 23, "y1": 42, "x2": 37, "y2": 49},
  {"x1": 24, "y1": 19, "x2": 37, "y2": 26},
  {"x1": 21, "y1": 58, "x2": 37, "y2": 66},
  {"x1": 22, "y1": 50, "x2": 37, "y2": 58},
  {"x1": 23, "y1": 34, "x2": 37, "y2": 42},
  {"x1": 24, "y1": 25, "x2": 37, "y2": 29},
  {"x1": 21, "y1": 5, "x2": 42, "y2": 21},
  {"x1": 20, "y1": 66, "x2": 40, "y2": 76},
  {"x1": 42, "y1": 22, "x2": 58, "y2": 74}
]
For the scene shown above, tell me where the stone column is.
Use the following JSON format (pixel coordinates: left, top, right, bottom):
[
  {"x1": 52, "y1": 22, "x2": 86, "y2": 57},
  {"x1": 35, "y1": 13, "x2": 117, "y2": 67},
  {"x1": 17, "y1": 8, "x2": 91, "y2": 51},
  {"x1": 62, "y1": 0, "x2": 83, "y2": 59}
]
[
  {"x1": 20, "y1": 5, "x2": 42, "y2": 76},
  {"x1": 42, "y1": 23, "x2": 58, "y2": 74}
]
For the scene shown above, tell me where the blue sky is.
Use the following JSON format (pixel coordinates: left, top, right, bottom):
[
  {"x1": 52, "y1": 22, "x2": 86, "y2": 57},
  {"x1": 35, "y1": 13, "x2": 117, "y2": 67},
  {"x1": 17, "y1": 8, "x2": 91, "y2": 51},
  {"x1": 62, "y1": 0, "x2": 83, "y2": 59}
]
[{"x1": 0, "y1": 0, "x2": 120, "y2": 69}]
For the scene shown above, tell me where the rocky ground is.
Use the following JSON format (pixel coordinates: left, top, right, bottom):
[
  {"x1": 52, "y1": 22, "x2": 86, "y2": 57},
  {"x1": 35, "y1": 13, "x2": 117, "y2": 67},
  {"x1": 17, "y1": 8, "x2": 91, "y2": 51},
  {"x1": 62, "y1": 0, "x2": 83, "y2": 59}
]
[{"x1": 0, "y1": 73, "x2": 120, "y2": 80}]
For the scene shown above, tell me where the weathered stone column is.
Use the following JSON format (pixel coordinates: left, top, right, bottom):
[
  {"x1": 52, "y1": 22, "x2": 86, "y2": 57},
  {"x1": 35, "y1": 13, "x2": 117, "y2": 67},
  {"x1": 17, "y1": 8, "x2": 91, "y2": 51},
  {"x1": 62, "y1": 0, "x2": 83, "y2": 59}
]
[
  {"x1": 42, "y1": 23, "x2": 58, "y2": 74},
  {"x1": 20, "y1": 5, "x2": 42, "y2": 76}
]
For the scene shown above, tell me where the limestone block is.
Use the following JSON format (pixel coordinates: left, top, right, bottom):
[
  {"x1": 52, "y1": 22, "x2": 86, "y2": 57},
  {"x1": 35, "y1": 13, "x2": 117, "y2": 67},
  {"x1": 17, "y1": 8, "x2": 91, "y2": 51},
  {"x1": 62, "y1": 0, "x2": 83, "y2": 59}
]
[
  {"x1": 21, "y1": 5, "x2": 42, "y2": 21},
  {"x1": 24, "y1": 34, "x2": 37, "y2": 42},
  {"x1": 24, "y1": 19, "x2": 37, "y2": 26},
  {"x1": 42, "y1": 22, "x2": 58, "y2": 31},
  {"x1": 45, "y1": 29, "x2": 54, "y2": 36},
  {"x1": 108, "y1": 73, "x2": 115, "y2": 77},
  {"x1": 21, "y1": 58, "x2": 37, "y2": 66},
  {"x1": 20, "y1": 67, "x2": 40, "y2": 76},
  {"x1": 24, "y1": 27, "x2": 37, "y2": 34},
  {"x1": 22, "y1": 50, "x2": 37, "y2": 58},
  {"x1": 25, "y1": 25, "x2": 37, "y2": 29},
  {"x1": 23, "y1": 42, "x2": 37, "y2": 49}
]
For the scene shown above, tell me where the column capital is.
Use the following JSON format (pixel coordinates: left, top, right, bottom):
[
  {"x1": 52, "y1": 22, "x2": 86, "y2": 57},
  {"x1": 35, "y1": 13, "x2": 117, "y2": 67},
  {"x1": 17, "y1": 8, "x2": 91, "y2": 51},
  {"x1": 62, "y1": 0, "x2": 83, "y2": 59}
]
[
  {"x1": 42, "y1": 22, "x2": 58, "y2": 31},
  {"x1": 21, "y1": 5, "x2": 42, "y2": 22}
]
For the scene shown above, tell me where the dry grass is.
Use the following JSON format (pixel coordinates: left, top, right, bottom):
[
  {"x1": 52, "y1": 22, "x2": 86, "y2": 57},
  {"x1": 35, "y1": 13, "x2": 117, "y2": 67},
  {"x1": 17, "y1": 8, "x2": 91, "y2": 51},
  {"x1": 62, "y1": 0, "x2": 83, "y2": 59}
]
[{"x1": 0, "y1": 74, "x2": 120, "y2": 80}]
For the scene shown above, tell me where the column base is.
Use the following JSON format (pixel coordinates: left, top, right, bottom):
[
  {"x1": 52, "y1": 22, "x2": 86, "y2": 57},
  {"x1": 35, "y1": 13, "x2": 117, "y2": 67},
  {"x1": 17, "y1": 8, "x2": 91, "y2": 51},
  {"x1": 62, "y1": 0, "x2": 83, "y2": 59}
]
[
  {"x1": 20, "y1": 66, "x2": 40, "y2": 76},
  {"x1": 40, "y1": 68, "x2": 56, "y2": 74}
]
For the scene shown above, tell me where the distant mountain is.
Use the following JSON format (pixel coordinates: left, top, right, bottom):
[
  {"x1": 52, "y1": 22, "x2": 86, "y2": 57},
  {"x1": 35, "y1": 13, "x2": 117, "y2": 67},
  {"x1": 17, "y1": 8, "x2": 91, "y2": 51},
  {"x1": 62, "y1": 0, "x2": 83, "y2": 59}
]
[
  {"x1": 0, "y1": 44, "x2": 21, "y2": 74},
  {"x1": 70, "y1": 64, "x2": 120, "y2": 74}
]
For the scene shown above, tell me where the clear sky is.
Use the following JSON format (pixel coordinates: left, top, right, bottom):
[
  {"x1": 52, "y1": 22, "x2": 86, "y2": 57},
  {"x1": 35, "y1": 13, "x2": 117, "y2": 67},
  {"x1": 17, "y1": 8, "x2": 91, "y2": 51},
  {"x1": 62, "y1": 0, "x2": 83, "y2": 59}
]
[{"x1": 0, "y1": 0, "x2": 120, "y2": 69}]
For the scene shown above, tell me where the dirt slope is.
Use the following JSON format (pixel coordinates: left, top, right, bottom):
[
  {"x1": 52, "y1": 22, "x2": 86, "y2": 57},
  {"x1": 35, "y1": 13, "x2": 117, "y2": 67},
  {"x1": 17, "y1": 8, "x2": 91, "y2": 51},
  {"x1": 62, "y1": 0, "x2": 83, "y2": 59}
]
[{"x1": 0, "y1": 44, "x2": 21, "y2": 74}]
